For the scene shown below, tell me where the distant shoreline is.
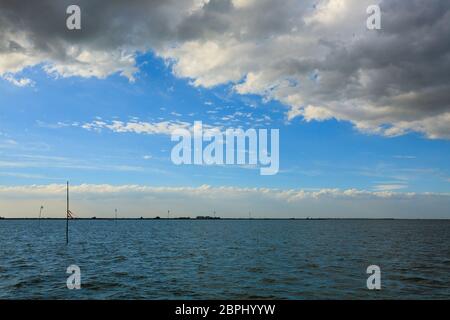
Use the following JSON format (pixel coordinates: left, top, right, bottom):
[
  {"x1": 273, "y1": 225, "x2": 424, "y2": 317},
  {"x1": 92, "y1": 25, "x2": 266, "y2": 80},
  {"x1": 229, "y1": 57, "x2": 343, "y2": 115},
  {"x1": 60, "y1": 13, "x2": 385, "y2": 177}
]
[{"x1": 0, "y1": 217, "x2": 449, "y2": 221}]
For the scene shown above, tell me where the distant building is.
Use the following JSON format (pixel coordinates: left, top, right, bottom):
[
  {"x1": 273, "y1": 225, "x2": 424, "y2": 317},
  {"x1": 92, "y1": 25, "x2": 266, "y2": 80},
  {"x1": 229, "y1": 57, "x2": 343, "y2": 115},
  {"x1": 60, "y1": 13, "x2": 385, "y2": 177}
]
[{"x1": 196, "y1": 216, "x2": 220, "y2": 220}]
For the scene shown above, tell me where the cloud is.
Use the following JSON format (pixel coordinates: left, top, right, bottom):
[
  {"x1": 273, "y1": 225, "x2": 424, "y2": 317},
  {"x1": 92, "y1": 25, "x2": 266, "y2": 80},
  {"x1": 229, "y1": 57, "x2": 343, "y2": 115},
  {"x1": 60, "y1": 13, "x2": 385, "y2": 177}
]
[
  {"x1": 0, "y1": 0, "x2": 203, "y2": 80},
  {"x1": 0, "y1": 155, "x2": 144, "y2": 172},
  {"x1": 80, "y1": 119, "x2": 192, "y2": 135},
  {"x1": 0, "y1": 184, "x2": 449, "y2": 218},
  {"x1": 0, "y1": 139, "x2": 18, "y2": 149},
  {"x1": 373, "y1": 184, "x2": 407, "y2": 191},
  {"x1": 0, "y1": 172, "x2": 56, "y2": 179},
  {"x1": 78, "y1": 119, "x2": 222, "y2": 137},
  {"x1": 1, "y1": 0, "x2": 450, "y2": 138},
  {"x1": 1, "y1": 73, "x2": 34, "y2": 87},
  {"x1": 2, "y1": 184, "x2": 444, "y2": 200}
]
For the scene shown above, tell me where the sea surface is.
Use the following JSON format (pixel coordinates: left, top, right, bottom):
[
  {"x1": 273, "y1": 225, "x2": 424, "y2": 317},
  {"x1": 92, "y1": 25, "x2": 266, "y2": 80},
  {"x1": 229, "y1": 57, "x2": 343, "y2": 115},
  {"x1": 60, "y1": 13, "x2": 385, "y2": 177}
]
[{"x1": 0, "y1": 219, "x2": 449, "y2": 299}]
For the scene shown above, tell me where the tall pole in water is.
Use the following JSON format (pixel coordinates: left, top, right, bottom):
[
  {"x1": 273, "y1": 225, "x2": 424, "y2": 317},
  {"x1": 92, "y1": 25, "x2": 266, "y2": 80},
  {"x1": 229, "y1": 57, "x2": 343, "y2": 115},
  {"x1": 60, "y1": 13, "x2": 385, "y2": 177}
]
[
  {"x1": 66, "y1": 181, "x2": 69, "y2": 244},
  {"x1": 39, "y1": 205, "x2": 44, "y2": 227}
]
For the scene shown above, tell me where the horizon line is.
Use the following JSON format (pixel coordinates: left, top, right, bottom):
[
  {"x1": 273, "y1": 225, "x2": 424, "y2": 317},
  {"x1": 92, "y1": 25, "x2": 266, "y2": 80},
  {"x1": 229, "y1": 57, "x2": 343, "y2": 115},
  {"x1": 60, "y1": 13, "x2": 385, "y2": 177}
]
[{"x1": 1, "y1": 217, "x2": 449, "y2": 221}]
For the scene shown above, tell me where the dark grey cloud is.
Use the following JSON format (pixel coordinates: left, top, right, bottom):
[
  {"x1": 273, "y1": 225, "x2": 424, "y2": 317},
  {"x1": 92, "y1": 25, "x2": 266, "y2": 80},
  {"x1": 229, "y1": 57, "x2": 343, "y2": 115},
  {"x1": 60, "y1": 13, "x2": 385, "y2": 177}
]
[{"x1": 1, "y1": 0, "x2": 450, "y2": 138}]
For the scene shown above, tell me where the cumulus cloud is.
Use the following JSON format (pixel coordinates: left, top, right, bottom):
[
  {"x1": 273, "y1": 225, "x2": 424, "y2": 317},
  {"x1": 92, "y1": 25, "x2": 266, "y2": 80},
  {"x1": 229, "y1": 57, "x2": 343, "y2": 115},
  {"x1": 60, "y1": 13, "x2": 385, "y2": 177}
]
[
  {"x1": 1, "y1": 0, "x2": 450, "y2": 138},
  {"x1": 1, "y1": 73, "x2": 34, "y2": 87},
  {"x1": 0, "y1": 184, "x2": 449, "y2": 218},
  {"x1": 78, "y1": 119, "x2": 221, "y2": 136},
  {"x1": 0, "y1": 183, "x2": 419, "y2": 198},
  {"x1": 80, "y1": 119, "x2": 191, "y2": 135},
  {"x1": 373, "y1": 184, "x2": 407, "y2": 191}
]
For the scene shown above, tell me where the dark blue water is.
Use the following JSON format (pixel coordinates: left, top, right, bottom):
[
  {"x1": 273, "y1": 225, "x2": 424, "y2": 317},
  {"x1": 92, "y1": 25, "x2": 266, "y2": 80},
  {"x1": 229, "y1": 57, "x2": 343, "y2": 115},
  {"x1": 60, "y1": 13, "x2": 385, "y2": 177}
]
[{"x1": 0, "y1": 220, "x2": 449, "y2": 299}]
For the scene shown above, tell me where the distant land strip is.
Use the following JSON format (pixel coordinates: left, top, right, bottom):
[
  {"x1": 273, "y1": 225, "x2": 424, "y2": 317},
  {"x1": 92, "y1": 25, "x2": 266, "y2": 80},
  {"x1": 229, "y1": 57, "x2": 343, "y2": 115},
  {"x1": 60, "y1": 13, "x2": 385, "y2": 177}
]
[{"x1": 1, "y1": 217, "x2": 449, "y2": 220}]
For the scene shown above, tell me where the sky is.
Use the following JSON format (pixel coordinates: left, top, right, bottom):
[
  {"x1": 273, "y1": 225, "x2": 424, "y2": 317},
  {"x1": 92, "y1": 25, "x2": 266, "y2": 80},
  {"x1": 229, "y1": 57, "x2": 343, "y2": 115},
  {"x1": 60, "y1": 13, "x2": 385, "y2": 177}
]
[{"x1": 0, "y1": 0, "x2": 450, "y2": 218}]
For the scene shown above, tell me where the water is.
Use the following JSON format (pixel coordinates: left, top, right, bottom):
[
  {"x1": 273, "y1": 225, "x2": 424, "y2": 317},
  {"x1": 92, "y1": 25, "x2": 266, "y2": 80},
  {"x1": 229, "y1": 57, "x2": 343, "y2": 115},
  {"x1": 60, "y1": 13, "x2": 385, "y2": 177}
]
[{"x1": 0, "y1": 219, "x2": 449, "y2": 299}]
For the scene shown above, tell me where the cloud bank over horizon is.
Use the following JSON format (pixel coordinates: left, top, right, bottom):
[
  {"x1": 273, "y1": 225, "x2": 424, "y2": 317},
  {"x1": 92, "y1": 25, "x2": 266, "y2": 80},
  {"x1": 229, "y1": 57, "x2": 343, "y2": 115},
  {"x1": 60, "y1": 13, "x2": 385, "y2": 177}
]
[
  {"x1": 1, "y1": 0, "x2": 450, "y2": 139},
  {"x1": 1, "y1": 184, "x2": 449, "y2": 219}
]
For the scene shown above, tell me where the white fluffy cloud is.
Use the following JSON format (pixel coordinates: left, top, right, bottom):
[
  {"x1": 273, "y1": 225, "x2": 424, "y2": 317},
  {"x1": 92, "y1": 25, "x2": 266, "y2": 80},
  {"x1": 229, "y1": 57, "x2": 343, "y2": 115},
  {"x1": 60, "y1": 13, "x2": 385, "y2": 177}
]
[
  {"x1": 1, "y1": 73, "x2": 34, "y2": 87},
  {"x1": 1, "y1": 0, "x2": 450, "y2": 138},
  {"x1": 78, "y1": 119, "x2": 221, "y2": 136},
  {"x1": 80, "y1": 119, "x2": 191, "y2": 135}
]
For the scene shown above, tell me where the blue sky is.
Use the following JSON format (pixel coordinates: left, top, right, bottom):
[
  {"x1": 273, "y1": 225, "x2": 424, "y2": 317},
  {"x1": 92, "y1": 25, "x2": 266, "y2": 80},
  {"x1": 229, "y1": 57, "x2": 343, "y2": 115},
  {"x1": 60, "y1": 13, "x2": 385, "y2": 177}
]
[{"x1": 1, "y1": 53, "x2": 449, "y2": 194}]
